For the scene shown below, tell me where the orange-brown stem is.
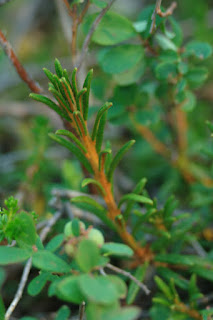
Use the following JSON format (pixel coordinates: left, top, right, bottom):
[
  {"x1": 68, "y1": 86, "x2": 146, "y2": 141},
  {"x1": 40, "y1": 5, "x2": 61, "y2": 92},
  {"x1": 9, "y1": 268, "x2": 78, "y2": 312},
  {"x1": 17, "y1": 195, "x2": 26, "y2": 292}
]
[
  {"x1": 81, "y1": 134, "x2": 153, "y2": 262},
  {"x1": 174, "y1": 105, "x2": 188, "y2": 155},
  {"x1": 173, "y1": 302, "x2": 202, "y2": 320},
  {"x1": 0, "y1": 29, "x2": 42, "y2": 93},
  {"x1": 131, "y1": 116, "x2": 171, "y2": 160}
]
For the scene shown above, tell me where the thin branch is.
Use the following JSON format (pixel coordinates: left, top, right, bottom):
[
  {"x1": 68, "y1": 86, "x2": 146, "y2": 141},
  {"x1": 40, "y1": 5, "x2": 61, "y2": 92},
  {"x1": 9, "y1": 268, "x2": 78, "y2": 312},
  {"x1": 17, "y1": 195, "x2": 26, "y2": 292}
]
[
  {"x1": 4, "y1": 210, "x2": 63, "y2": 320},
  {"x1": 78, "y1": 0, "x2": 90, "y2": 23},
  {"x1": 150, "y1": 0, "x2": 177, "y2": 34},
  {"x1": 4, "y1": 259, "x2": 32, "y2": 320},
  {"x1": 0, "y1": 29, "x2": 42, "y2": 93},
  {"x1": 77, "y1": 0, "x2": 116, "y2": 70},
  {"x1": 105, "y1": 263, "x2": 150, "y2": 295},
  {"x1": 79, "y1": 301, "x2": 86, "y2": 320},
  {"x1": 62, "y1": 0, "x2": 74, "y2": 17}
]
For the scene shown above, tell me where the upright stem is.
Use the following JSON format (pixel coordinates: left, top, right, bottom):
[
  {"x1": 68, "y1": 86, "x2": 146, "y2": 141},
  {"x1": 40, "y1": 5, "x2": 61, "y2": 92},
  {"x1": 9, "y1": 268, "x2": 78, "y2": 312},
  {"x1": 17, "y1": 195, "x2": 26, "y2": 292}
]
[{"x1": 81, "y1": 134, "x2": 153, "y2": 262}]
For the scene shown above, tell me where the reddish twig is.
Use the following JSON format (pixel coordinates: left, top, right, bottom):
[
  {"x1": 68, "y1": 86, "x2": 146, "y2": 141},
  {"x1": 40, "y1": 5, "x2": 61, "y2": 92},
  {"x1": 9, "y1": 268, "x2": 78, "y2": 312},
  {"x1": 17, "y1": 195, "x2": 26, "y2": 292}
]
[
  {"x1": 150, "y1": 0, "x2": 177, "y2": 34},
  {"x1": 0, "y1": 29, "x2": 42, "y2": 93},
  {"x1": 77, "y1": 0, "x2": 116, "y2": 70}
]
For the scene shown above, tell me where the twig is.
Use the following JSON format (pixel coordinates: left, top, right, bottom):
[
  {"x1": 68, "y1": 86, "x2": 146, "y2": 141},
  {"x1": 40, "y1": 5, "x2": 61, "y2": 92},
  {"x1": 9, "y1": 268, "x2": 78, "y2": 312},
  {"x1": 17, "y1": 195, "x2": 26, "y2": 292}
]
[
  {"x1": 63, "y1": 0, "x2": 74, "y2": 17},
  {"x1": 105, "y1": 263, "x2": 150, "y2": 295},
  {"x1": 78, "y1": 0, "x2": 90, "y2": 23},
  {"x1": 150, "y1": 0, "x2": 177, "y2": 34},
  {"x1": 77, "y1": 0, "x2": 116, "y2": 70},
  {"x1": 4, "y1": 259, "x2": 32, "y2": 320},
  {"x1": 4, "y1": 210, "x2": 63, "y2": 320},
  {"x1": 79, "y1": 301, "x2": 86, "y2": 320},
  {"x1": 0, "y1": 29, "x2": 42, "y2": 93}
]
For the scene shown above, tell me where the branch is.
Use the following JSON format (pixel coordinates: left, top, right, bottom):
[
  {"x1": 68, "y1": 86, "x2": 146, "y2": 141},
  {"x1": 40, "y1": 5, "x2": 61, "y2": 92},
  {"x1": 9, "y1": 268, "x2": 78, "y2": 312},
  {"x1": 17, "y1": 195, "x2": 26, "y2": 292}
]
[
  {"x1": 77, "y1": 0, "x2": 116, "y2": 70},
  {"x1": 4, "y1": 210, "x2": 63, "y2": 320},
  {"x1": 150, "y1": 0, "x2": 177, "y2": 34},
  {"x1": 0, "y1": 29, "x2": 42, "y2": 93},
  {"x1": 105, "y1": 263, "x2": 150, "y2": 295}
]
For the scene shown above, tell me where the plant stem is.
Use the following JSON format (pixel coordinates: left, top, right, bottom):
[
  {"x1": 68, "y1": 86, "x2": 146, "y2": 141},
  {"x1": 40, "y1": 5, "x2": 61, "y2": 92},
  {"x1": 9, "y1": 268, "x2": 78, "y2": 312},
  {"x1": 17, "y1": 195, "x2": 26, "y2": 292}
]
[
  {"x1": 0, "y1": 29, "x2": 42, "y2": 93},
  {"x1": 81, "y1": 134, "x2": 153, "y2": 262}
]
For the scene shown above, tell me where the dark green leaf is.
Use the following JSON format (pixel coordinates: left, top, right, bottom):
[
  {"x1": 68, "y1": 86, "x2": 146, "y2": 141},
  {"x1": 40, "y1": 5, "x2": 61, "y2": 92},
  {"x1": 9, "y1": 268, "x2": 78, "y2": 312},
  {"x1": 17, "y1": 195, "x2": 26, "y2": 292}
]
[
  {"x1": 29, "y1": 94, "x2": 70, "y2": 121},
  {"x1": 92, "y1": 102, "x2": 112, "y2": 140},
  {"x1": 96, "y1": 111, "x2": 107, "y2": 153},
  {"x1": 107, "y1": 140, "x2": 135, "y2": 181},
  {"x1": 118, "y1": 193, "x2": 153, "y2": 208},
  {"x1": 49, "y1": 133, "x2": 93, "y2": 173},
  {"x1": 55, "y1": 59, "x2": 63, "y2": 78},
  {"x1": 185, "y1": 41, "x2": 212, "y2": 59},
  {"x1": 82, "y1": 178, "x2": 106, "y2": 195},
  {"x1": 155, "y1": 62, "x2": 177, "y2": 80},
  {"x1": 82, "y1": 69, "x2": 93, "y2": 120}
]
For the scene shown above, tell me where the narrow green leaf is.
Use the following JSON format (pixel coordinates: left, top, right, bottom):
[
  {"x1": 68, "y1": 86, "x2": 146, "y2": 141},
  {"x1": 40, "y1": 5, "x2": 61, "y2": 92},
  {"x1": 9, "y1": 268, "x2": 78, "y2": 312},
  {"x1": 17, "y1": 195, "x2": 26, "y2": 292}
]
[
  {"x1": 127, "y1": 263, "x2": 148, "y2": 304},
  {"x1": 118, "y1": 193, "x2": 153, "y2": 208},
  {"x1": 92, "y1": 102, "x2": 112, "y2": 140},
  {"x1": 60, "y1": 77, "x2": 75, "y2": 105},
  {"x1": 77, "y1": 88, "x2": 87, "y2": 112},
  {"x1": 49, "y1": 133, "x2": 93, "y2": 173},
  {"x1": 71, "y1": 196, "x2": 104, "y2": 212},
  {"x1": 98, "y1": 148, "x2": 112, "y2": 171},
  {"x1": 95, "y1": 111, "x2": 107, "y2": 153},
  {"x1": 32, "y1": 250, "x2": 71, "y2": 273},
  {"x1": 101, "y1": 242, "x2": 133, "y2": 257},
  {"x1": 107, "y1": 140, "x2": 135, "y2": 181},
  {"x1": 0, "y1": 247, "x2": 31, "y2": 265},
  {"x1": 49, "y1": 87, "x2": 71, "y2": 114},
  {"x1": 29, "y1": 93, "x2": 70, "y2": 121},
  {"x1": 82, "y1": 69, "x2": 93, "y2": 120},
  {"x1": 155, "y1": 276, "x2": 173, "y2": 300},
  {"x1": 55, "y1": 129, "x2": 87, "y2": 152},
  {"x1": 124, "y1": 178, "x2": 147, "y2": 219},
  {"x1": 71, "y1": 197, "x2": 116, "y2": 231},
  {"x1": 157, "y1": 267, "x2": 188, "y2": 290},
  {"x1": 55, "y1": 58, "x2": 63, "y2": 78},
  {"x1": 54, "y1": 305, "x2": 71, "y2": 320},
  {"x1": 155, "y1": 254, "x2": 197, "y2": 266},
  {"x1": 71, "y1": 68, "x2": 78, "y2": 99},
  {"x1": 82, "y1": 178, "x2": 106, "y2": 195},
  {"x1": 63, "y1": 69, "x2": 71, "y2": 86},
  {"x1": 73, "y1": 111, "x2": 88, "y2": 136},
  {"x1": 43, "y1": 68, "x2": 58, "y2": 89}
]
